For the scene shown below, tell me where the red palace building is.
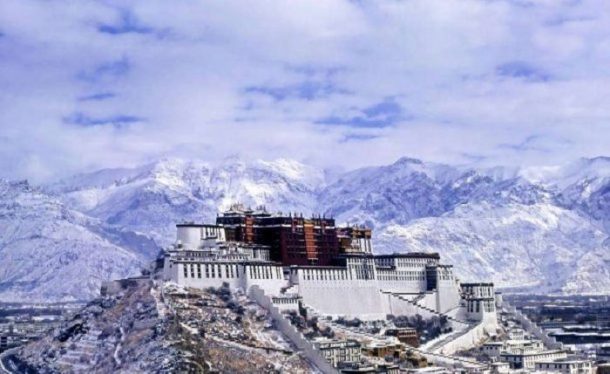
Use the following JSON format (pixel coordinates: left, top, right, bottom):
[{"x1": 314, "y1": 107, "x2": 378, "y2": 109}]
[{"x1": 216, "y1": 205, "x2": 342, "y2": 266}]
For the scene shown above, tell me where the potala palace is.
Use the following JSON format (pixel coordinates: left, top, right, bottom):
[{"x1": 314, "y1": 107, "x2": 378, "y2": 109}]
[{"x1": 162, "y1": 205, "x2": 499, "y2": 334}]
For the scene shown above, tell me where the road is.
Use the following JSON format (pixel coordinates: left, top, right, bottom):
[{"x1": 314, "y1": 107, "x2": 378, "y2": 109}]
[{"x1": 1, "y1": 349, "x2": 36, "y2": 374}]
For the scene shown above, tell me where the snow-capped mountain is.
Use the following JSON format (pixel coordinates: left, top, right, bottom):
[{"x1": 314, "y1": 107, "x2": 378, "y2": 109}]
[
  {"x1": 376, "y1": 202, "x2": 610, "y2": 294},
  {"x1": 542, "y1": 157, "x2": 610, "y2": 233},
  {"x1": 318, "y1": 157, "x2": 551, "y2": 228},
  {"x1": 0, "y1": 180, "x2": 154, "y2": 302},
  {"x1": 1, "y1": 156, "x2": 609, "y2": 302},
  {"x1": 49, "y1": 157, "x2": 323, "y2": 247},
  {"x1": 318, "y1": 157, "x2": 610, "y2": 293}
]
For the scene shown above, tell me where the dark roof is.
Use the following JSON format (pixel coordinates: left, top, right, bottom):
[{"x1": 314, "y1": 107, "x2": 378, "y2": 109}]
[
  {"x1": 374, "y1": 252, "x2": 440, "y2": 260},
  {"x1": 176, "y1": 223, "x2": 221, "y2": 228}
]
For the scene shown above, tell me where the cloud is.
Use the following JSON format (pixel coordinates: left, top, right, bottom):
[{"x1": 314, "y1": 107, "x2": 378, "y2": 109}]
[
  {"x1": 97, "y1": 9, "x2": 156, "y2": 35},
  {"x1": 316, "y1": 98, "x2": 406, "y2": 128},
  {"x1": 78, "y1": 92, "x2": 117, "y2": 101},
  {"x1": 496, "y1": 61, "x2": 550, "y2": 81},
  {"x1": 63, "y1": 112, "x2": 144, "y2": 128},
  {"x1": 0, "y1": 0, "x2": 609, "y2": 182},
  {"x1": 77, "y1": 57, "x2": 130, "y2": 83}
]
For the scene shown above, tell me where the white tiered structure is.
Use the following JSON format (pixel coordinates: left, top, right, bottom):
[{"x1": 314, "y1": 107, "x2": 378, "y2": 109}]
[{"x1": 163, "y1": 223, "x2": 499, "y2": 328}]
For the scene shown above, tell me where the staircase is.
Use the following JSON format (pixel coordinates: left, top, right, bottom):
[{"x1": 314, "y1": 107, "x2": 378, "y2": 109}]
[
  {"x1": 55, "y1": 327, "x2": 109, "y2": 369},
  {"x1": 280, "y1": 284, "x2": 299, "y2": 295},
  {"x1": 383, "y1": 291, "x2": 470, "y2": 326}
]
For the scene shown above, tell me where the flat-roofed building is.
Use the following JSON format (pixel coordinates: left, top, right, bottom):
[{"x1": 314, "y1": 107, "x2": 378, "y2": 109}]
[
  {"x1": 313, "y1": 338, "x2": 361, "y2": 367},
  {"x1": 461, "y1": 282, "x2": 497, "y2": 322},
  {"x1": 500, "y1": 349, "x2": 568, "y2": 370},
  {"x1": 534, "y1": 358, "x2": 594, "y2": 374},
  {"x1": 385, "y1": 327, "x2": 420, "y2": 347}
]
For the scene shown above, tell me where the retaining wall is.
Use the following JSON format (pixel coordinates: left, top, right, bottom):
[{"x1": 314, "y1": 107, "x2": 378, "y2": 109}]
[{"x1": 248, "y1": 286, "x2": 337, "y2": 374}]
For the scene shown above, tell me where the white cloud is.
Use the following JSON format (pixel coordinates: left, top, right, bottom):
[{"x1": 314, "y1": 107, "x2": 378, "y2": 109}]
[{"x1": 0, "y1": 0, "x2": 608, "y2": 182}]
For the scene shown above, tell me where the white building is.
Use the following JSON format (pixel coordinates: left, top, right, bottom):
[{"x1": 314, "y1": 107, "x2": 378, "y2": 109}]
[
  {"x1": 500, "y1": 349, "x2": 568, "y2": 370},
  {"x1": 461, "y1": 283, "x2": 497, "y2": 323},
  {"x1": 313, "y1": 338, "x2": 361, "y2": 367},
  {"x1": 481, "y1": 339, "x2": 544, "y2": 358},
  {"x1": 163, "y1": 220, "x2": 500, "y2": 324},
  {"x1": 534, "y1": 358, "x2": 594, "y2": 374}
]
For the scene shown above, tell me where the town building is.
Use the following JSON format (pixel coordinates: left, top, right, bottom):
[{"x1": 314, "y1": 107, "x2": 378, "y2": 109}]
[
  {"x1": 313, "y1": 338, "x2": 362, "y2": 367},
  {"x1": 385, "y1": 327, "x2": 419, "y2": 347},
  {"x1": 534, "y1": 358, "x2": 594, "y2": 374},
  {"x1": 461, "y1": 283, "x2": 497, "y2": 322},
  {"x1": 500, "y1": 349, "x2": 568, "y2": 370},
  {"x1": 480, "y1": 339, "x2": 544, "y2": 358}
]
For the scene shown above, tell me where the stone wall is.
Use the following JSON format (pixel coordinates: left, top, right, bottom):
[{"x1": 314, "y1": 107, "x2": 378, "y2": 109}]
[
  {"x1": 298, "y1": 279, "x2": 387, "y2": 320},
  {"x1": 504, "y1": 303, "x2": 563, "y2": 350},
  {"x1": 248, "y1": 286, "x2": 338, "y2": 374}
]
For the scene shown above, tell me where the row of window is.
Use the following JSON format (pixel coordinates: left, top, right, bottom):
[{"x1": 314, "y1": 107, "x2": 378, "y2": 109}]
[
  {"x1": 378, "y1": 271, "x2": 426, "y2": 282},
  {"x1": 183, "y1": 263, "x2": 239, "y2": 279},
  {"x1": 182, "y1": 263, "x2": 283, "y2": 280},
  {"x1": 302, "y1": 268, "x2": 351, "y2": 281},
  {"x1": 463, "y1": 286, "x2": 494, "y2": 297},
  {"x1": 272, "y1": 297, "x2": 299, "y2": 304},
  {"x1": 375, "y1": 258, "x2": 435, "y2": 268},
  {"x1": 354, "y1": 265, "x2": 375, "y2": 280},
  {"x1": 467, "y1": 300, "x2": 495, "y2": 313},
  {"x1": 248, "y1": 265, "x2": 282, "y2": 280}
]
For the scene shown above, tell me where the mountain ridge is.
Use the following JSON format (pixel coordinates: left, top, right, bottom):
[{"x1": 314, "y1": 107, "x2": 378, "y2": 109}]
[{"x1": 1, "y1": 156, "x2": 609, "y2": 302}]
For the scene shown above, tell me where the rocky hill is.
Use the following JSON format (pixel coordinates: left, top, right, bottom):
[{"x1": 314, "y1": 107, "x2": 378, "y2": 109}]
[
  {"x1": 9, "y1": 279, "x2": 316, "y2": 373},
  {"x1": 0, "y1": 180, "x2": 154, "y2": 302}
]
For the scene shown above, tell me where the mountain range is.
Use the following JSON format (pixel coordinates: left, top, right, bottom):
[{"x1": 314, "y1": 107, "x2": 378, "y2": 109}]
[{"x1": 1, "y1": 156, "x2": 609, "y2": 302}]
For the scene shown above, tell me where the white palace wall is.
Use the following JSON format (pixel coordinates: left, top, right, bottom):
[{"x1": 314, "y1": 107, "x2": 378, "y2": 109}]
[
  {"x1": 294, "y1": 267, "x2": 386, "y2": 320},
  {"x1": 165, "y1": 250, "x2": 484, "y2": 325},
  {"x1": 166, "y1": 261, "x2": 285, "y2": 296},
  {"x1": 436, "y1": 278, "x2": 461, "y2": 313},
  {"x1": 376, "y1": 268, "x2": 427, "y2": 294},
  {"x1": 384, "y1": 293, "x2": 436, "y2": 319}
]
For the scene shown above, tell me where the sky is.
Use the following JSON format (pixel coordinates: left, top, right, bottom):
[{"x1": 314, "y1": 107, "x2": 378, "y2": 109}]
[{"x1": 1, "y1": 0, "x2": 609, "y2": 182}]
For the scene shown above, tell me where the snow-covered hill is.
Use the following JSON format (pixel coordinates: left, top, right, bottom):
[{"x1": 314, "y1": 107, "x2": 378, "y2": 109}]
[
  {"x1": 0, "y1": 180, "x2": 153, "y2": 302},
  {"x1": 2, "y1": 156, "x2": 609, "y2": 301},
  {"x1": 49, "y1": 157, "x2": 323, "y2": 247},
  {"x1": 376, "y1": 202, "x2": 610, "y2": 294}
]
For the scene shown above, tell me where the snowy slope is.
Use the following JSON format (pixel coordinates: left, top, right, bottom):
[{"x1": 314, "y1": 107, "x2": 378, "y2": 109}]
[
  {"x1": 318, "y1": 157, "x2": 551, "y2": 228},
  {"x1": 0, "y1": 180, "x2": 149, "y2": 302},
  {"x1": 375, "y1": 202, "x2": 610, "y2": 294},
  {"x1": 49, "y1": 157, "x2": 323, "y2": 247}
]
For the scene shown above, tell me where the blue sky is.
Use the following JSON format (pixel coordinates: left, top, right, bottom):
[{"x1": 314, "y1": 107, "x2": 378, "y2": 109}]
[{"x1": 0, "y1": 0, "x2": 609, "y2": 181}]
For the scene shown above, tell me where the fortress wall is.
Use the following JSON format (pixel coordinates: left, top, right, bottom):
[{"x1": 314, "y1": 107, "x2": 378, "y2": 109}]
[
  {"x1": 248, "y1": 286, "x2": 337, "y2": 374},
  {"x1": 171, "y1": 262, "x2": 286, "y2": 295},
  {"x1": 242, "y1": 264, "x2": 285, "y2": 296},
  {"x1": 436, "y1": 279, "x2": 462, "y2": 313},
  {"x1": 174, "y1": 262, "x2": 242, "y2": 289},
  {"x1": 437, "y1": 314, "x2": 500, "y2": 356},
  {"x1": 384, "y1": 293, "x2": 437, "y2": 319},
  {"x1": 298, "y1": 277, "x2": 386, "y2": 320},
  {"x1": 376, "y1": 268, "x2": 427, "y2": 293},
  {"x1": 418, "y1": 292, "x2": 439, "y2": 310}
]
